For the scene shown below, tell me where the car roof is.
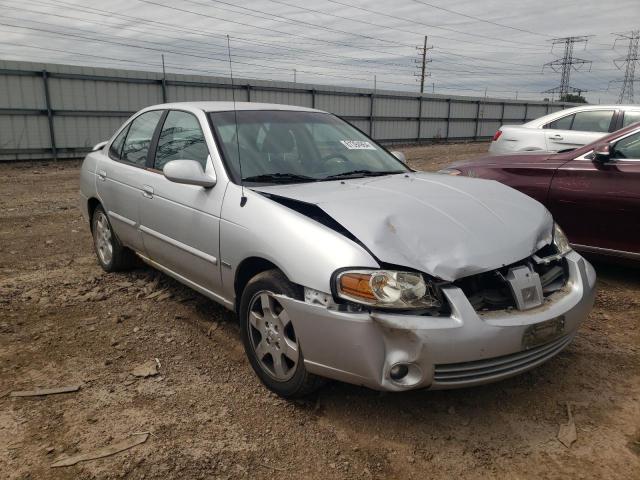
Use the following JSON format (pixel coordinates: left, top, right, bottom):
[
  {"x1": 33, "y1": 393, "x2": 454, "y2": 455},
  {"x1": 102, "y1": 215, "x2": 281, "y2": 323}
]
[
  {"x1": 146, "y1": 101, "x2": 324, "y2": 113},
  {"x1": 524, "y1": 104, "x2": 640, "y2": 127}
]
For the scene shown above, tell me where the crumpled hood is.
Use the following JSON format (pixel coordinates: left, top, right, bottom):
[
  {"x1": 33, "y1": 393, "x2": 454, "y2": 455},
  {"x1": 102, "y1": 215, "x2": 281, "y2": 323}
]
[{"x1": 253, "y1": 172, "x2": 553, "y2": 281}]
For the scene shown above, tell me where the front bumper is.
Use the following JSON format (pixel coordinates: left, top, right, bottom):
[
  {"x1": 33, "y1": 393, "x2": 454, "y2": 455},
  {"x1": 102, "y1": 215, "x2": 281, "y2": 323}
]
[{"x1": 279, "y1": 251, "x2": 596, "y2": 391}]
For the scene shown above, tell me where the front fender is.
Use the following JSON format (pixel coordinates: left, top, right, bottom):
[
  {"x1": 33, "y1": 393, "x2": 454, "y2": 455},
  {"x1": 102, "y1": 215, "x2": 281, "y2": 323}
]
[{"x1": 219, "y1": 182, "x2": 378, "y2": 301}]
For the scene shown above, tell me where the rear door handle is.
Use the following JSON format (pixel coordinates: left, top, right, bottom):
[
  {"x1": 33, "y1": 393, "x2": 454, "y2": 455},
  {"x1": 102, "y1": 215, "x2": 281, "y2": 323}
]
[
  {"x1": 142, "y1": 185, "x2": 154, "y2": 198},
  {"x1": 550, "y1": 134, "x2": 563, "y2": 140},
  {"x1": 97, "y1": 169, "x2": 107, "y2": 181}
]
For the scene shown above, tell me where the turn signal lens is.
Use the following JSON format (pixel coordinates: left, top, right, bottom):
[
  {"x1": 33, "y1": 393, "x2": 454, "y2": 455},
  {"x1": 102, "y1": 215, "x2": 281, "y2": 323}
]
[
  {"x1": 339, "y1": 273, "x2": 376, "y2": 300},
  {"x1": 336, "y1": 270, "x2": 440, "y2": 309}
]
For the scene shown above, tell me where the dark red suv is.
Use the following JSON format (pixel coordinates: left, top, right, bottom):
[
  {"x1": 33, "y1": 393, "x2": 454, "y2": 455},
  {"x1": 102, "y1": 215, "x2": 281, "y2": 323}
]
[{"x1": 441, "y1": 123, "x2": 640, "y2": 261}]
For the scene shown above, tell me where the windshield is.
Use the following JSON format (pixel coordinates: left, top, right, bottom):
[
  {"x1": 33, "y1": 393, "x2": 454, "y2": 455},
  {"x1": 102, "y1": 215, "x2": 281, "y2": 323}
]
[{"x1": 209, "y1": 110, "x2": 408, "y2": 183}]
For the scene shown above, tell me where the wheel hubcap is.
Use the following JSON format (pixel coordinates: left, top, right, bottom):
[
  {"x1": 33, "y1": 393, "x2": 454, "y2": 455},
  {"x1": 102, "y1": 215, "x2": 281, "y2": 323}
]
[
  {"x1": 248, "y1": 292, "x2": 299, "y2": 382},
  {"x1": 94, "y1": 212, "x2": 113, "y2": 265}
]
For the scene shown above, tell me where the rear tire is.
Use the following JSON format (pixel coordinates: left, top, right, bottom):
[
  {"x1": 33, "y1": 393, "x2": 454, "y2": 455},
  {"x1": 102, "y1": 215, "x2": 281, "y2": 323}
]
[
  {"x1": 91, "y1": 205, "x2": 136, "y2": 272},
  {"x1": 239, "y1": 269, "x2": 323, "y2": 398}
]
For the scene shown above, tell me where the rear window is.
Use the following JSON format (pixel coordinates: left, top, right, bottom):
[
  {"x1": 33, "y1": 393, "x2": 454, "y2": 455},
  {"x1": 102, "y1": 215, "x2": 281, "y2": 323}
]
[
  {"x1": 622, "y1": 111, "x2": 640, "y2": 128},
  {"x1": 570, "y1": 110, "x2": 614, "y2": 133},
  {"x1": 545, "y1": 114, "x2": 574, "y2": 130}
]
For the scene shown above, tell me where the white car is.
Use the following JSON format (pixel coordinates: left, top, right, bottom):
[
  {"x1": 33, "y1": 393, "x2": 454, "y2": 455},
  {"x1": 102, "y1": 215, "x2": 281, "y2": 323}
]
[{"x1": 489, "y1": 105, "x2": 640, "y2": 154}]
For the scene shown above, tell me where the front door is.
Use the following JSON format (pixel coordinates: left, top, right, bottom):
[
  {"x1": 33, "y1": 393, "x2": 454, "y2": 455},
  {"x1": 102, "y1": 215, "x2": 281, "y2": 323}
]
[
  {"x1": 137, "y1": 110, "x2": 225, "y2": 295},
  {"x1": 548, "y1": 130, "x2": 640, "y2": 255}
]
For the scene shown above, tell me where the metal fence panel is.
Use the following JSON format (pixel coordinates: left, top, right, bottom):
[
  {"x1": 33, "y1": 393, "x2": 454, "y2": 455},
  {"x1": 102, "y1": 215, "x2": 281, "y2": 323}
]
[
  {"x1": 450, "y1": 101, "x2": 479, "y2": 119},
  {"x1": 315, "y1": 93, "x2": 370, "y2": 116},
  {"x1": 0, "y1": 59, "x2": 576, "y2": 161},
  {"x1": 0, "y1": 115, "x2": 51, "y2": 149},
  {"x1": 53, "y1": 116, "x2": 125, "y2": 149},
  {"x1": 0, "y1": 73, "x2": 45, "y2": 109}
]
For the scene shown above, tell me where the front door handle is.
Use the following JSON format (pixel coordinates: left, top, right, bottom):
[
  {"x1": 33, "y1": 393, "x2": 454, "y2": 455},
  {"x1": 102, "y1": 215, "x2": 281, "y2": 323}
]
[
  {"x1": 97, "y1": 169, "x2": 107, "y2": 181},
  {"x1": 142, "y1": 185, "x2": 154, "y2": 198},
  {"x1": 550, "y1": 134, "x2": 563, "y2": 140}
]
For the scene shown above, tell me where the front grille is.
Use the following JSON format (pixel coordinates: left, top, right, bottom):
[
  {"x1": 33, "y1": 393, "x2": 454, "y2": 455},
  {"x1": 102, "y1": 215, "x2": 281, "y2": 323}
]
[
  {"x1": 433, "y1": 334, "x2": 572, "y2": 385},
  {"x1": 453, "y1": 251, "x2": 568, "y2": 312}
]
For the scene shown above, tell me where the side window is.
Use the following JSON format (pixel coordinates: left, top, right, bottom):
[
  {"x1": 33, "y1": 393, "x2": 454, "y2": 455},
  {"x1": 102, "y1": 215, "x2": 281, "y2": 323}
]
[
  {"x1": 154, "y1": 111, "x2": 209, "y2": 171},
  {"x1": 121, "y1": 110, "x2": 164, "y2": 166},
  {"x1": 571, "y1": 110, "x2": 614, "y2": 133},
  {"x1": 612, "y1": 132, "x2": 640, "y2": 159},
  {"x1": 108, "y1": 125, "x2": 129, "y2": 160},
  {"x1": 622, "y1": 111, "x2": 640, "y2": 128},
  {"x1": 545, "y1": 114, "x2": 574, "y2": 130}
]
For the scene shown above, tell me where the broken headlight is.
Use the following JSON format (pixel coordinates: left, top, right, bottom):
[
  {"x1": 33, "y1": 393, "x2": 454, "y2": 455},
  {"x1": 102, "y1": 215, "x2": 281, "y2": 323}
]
[
  {"x1": 334, "y1": 269, "x2": 441, "y2": 309},
  {"x1": 552, "y1": 223, "x2": 572, "y2": 255}
]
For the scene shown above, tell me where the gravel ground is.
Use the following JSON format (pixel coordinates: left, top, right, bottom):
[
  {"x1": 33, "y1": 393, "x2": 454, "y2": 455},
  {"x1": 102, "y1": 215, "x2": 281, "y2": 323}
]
[{"x1": 0, "y1": 142, "x2": 638, "y2": 480}]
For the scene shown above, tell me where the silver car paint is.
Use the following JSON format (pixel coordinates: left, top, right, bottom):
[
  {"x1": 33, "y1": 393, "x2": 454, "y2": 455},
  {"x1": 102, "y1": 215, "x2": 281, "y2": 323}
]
[
  {"x1": 278, "y1": 250, "x2": 595, "y2": 391},
  {"x1": 219, "y1": 182, "x2": 379, "y2": 300},
  {"x1": 79, "y1": 101, "x2": 596, "y2": 392},
  {"x1": 254, "y1": 173, "x2": 553, "y2": 281}
]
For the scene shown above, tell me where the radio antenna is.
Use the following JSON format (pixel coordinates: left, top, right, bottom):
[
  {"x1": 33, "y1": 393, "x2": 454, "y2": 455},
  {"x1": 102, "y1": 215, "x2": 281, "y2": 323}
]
[{"x1": 226, "y1": 34, "x2": 246, "y2": 206}]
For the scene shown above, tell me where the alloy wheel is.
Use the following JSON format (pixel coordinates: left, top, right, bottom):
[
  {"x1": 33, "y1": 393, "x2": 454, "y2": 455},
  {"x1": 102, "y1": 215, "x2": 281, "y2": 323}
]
[{"x1": 248, "y1": 291, "x2": 299, "y2": 382}]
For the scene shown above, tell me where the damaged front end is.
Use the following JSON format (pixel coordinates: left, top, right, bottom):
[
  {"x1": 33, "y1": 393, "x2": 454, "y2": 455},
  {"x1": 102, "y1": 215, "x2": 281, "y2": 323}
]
[{"x1": 276, "y1": 250, "x2": 595, "y2": 392}]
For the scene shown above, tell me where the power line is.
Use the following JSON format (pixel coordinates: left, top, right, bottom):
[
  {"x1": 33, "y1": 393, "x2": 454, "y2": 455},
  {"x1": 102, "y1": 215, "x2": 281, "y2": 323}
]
[
  {"x1": 408, "y1": 0, "x2": 551, "y2": 38},
  {"x1": 543, "y1": 36, "x2": 593, "y2": 99},
  {"x1": 10, "y1": 0, "x2": 412, "y2": 68},
  {"x1": 323, "y1": 0, "x2": 549, "y2": 49},
  {"x1": 0, "y1": 11, "x2": 416, "y2": 78},
  {"x1": 136, "y1": 0, "x2": 416, "y2": 57},
  {"x1": 613, "y1": 30, "x2": 639, "y2": 103}
]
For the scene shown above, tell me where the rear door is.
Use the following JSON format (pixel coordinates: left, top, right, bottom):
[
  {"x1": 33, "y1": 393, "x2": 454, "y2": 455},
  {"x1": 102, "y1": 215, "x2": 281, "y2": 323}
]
[
  {"x1": 96, "y1": 110, "x2": 164, "y2": 252},
  {"x1": 544, "y1": 109, "x2": 615, "y2": 152},
  {"x1": 547, "y1": 129, "x2": 640, "y2": 255},
  {"x1": 137, "y1": 109, "x2": 226, "y2": 296}
]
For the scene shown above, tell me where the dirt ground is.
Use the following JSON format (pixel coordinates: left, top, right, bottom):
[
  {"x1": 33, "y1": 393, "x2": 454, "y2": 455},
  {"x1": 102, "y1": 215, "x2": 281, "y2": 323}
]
[{"x1": 1, "y1": 142, "x2": 639, "y2": 480}]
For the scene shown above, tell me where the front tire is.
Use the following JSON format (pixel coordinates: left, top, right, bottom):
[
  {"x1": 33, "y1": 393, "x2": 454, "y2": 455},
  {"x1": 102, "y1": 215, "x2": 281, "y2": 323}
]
[
  {"x1": 239, "y1": 269, "x2": 323, "y2": 398},
  {"x1": 91, "y1": 205, "x2": 136, "y2": 272}
]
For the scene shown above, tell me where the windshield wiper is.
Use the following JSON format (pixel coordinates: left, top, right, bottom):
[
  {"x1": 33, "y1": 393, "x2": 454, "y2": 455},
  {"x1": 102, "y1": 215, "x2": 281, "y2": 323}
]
[
  {"x1": 242, "y1": 173, "x2": 318, "y2": 184},
  {"x1": 322, "y1": 170, "x2": 406, "y2": 180}
]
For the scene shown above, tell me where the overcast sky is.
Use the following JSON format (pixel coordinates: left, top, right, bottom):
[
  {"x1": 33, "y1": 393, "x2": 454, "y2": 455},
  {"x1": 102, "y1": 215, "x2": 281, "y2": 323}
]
[{"x1": 0, "y1": 0, "x2": 638, "y2": 102}]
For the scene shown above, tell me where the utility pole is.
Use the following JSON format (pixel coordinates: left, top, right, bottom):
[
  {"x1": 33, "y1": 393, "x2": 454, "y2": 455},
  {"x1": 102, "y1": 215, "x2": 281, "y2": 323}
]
[
  {"x1": 613, "y1": 30, "x2": 639, "y2": 104},
  {"x1": 414, "y1": 35, "x2": 432, "y2": 94},
  {"x1": 543, "y1": 36, "x2": 592, "y2": 101}
]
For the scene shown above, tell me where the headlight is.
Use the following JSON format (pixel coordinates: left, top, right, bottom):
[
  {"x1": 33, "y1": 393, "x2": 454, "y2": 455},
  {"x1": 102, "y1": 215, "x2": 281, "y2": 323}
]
[
  {"x1": 334, "y1": 269, "x2": 441, "y2": 309},
  {"x1": 552, "y1": 223, "x2": 572, "y2": 255},
  {"x1": 437, "y1": 168, "x2": 461, "y2": 176}
]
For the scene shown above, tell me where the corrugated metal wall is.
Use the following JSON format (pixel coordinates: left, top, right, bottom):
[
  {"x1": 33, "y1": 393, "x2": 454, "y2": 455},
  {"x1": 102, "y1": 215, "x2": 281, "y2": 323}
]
[{"x1": 0, "y1": 59, "x2": 574, "y2": 161}]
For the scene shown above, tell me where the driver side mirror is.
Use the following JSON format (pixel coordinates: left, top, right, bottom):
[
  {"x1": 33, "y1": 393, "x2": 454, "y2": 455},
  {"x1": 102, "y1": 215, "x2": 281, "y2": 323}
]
[
  {"x1": 391, "y1": 150, "x2": 407, "y2": 164},
  {"x1": 163, "y1": 160, "x2": 216, "y2": 188},
  {"x1": 593, "y1": 143, "x2": 612, "y2": 163}
]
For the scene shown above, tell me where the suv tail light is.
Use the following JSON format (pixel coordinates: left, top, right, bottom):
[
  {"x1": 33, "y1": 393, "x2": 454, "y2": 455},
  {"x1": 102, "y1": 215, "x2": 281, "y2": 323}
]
[{"x1": 492, "y1": 130, "x2": 502, "y2": 142}]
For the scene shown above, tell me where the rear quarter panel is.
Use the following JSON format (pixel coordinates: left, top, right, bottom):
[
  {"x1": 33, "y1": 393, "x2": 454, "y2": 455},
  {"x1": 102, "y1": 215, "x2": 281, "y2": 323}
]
[
  {"x1": 79, "y1": 150, "x2": 101, "y2": 221},
  {"x1": 491, "y1": 126, "x2": 546, "y2": 153}
]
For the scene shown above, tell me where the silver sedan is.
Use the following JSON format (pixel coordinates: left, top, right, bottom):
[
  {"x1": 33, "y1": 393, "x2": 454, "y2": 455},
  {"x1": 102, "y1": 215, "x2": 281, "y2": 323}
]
[{"x1": 80, "y1": 102, "x2": 596, "y2": 397}]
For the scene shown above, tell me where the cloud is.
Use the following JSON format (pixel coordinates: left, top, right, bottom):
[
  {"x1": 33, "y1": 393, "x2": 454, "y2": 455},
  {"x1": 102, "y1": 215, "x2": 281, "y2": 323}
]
[{"x1": 0, "y1": 0, "x2": 637, "y2": 103}]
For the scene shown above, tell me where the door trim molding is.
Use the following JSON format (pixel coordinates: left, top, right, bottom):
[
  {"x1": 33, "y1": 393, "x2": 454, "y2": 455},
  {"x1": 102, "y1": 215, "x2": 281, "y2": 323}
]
[
  {"x1": 107, "y1": 210, "x2": 136, "y2": 227},
  {"x1": 138, "y1": 225, "x2": 218, "y2": 265}
]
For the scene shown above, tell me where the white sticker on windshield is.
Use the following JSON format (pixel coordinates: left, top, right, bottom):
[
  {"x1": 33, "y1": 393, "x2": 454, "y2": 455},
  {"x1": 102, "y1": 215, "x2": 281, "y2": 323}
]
[{"x1": 340, "y1": 140, "x2": 377, "y2": 150}]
